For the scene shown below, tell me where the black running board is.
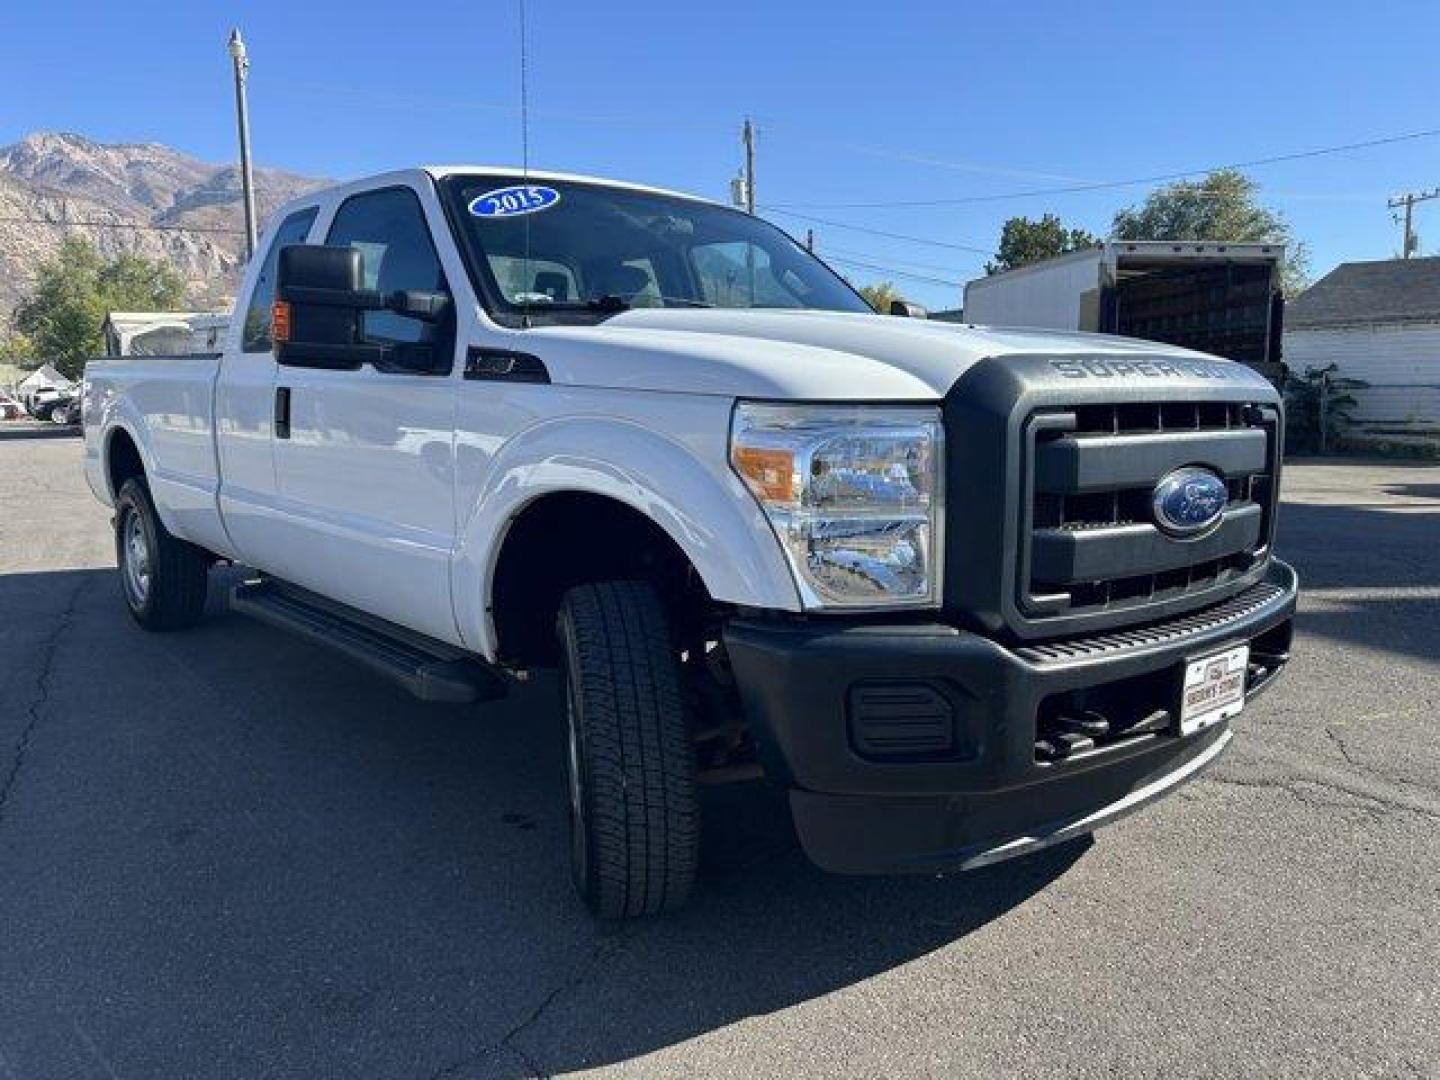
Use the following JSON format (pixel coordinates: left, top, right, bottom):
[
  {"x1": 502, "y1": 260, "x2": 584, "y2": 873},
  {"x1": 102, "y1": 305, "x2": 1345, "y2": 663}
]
[{"x1": 230, "y1": 579, "x2": 507, "y2": 704}]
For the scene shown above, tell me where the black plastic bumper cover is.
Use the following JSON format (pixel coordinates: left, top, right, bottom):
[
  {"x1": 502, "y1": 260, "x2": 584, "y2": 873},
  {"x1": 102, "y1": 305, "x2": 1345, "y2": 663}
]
[{"x1": 723, "y1": 559, "x2": 1297, "y2": 875}]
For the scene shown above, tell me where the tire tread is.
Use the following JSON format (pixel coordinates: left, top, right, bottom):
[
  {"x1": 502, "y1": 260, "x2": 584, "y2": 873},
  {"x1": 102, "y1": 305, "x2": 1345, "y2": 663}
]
[{"x1": 559, "y1": 580, "x2": 698, "y2": 918}]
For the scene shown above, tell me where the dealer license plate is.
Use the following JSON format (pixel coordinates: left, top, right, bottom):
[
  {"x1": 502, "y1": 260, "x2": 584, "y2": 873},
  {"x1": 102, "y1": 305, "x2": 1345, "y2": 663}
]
[{"x1": 1180, "y1": 645, "x2": 1249, "y2": 735}]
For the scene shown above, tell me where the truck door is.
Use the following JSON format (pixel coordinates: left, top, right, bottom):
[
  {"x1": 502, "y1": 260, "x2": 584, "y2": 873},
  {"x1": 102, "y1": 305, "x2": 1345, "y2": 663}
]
[
  {"x1": 215, "y1": 205, "x2": 318, "y2": 564},
  {"x1": 267, "y1": 185, "x2": 460, "y2": 643}
]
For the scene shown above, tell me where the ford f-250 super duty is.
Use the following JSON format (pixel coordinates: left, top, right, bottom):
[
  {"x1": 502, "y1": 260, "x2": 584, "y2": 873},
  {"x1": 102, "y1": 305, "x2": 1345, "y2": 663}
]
[{"x1": 83, "y1": 167, "x2": 1297, "y2": 918}]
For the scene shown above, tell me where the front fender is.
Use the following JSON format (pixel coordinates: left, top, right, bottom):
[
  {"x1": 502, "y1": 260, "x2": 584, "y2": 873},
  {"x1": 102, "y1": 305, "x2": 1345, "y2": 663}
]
[{"x1": 451, "y1": 414, "x2": 801, "y2": 658}]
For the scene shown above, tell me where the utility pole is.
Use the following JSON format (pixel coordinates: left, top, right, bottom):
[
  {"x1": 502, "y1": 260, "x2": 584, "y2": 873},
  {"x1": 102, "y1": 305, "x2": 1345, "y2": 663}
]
[
  {"x1": 1388, "y1": 188, "x2": 1440, "y2": 259},
  {"x1": 741, "y1": 118, "x2": 756, "y2": 214},
  {"x1": 227, "y1": 28, "x2": 259, "y2": 260}
]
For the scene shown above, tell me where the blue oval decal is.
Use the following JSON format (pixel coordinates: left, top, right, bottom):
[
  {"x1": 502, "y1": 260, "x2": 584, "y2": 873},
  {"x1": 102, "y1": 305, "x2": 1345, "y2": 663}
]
[
  {"x1": 1152, "y1": 467, "x2": 1228, "y2": 536},
  {"x1": 468, "y1": 184, "x2": 561, "y2": 219}
]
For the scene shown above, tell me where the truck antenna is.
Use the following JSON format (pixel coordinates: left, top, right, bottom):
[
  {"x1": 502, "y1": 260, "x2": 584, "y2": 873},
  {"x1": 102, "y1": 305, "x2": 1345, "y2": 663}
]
[{"x1": 519, "y1": 0, "x2": 532, "y2": 327}]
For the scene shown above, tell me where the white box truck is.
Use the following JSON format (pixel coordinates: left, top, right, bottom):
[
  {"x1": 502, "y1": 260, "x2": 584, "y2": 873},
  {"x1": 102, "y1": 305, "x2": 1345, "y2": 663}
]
[{"x1": 963, "y1": 242, "x2": 1287, "y2": 383}]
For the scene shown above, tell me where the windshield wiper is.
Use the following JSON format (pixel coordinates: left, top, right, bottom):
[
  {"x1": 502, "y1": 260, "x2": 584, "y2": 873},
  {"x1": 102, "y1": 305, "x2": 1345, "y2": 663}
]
[{"x1": 520, "y1": 294, "x2": 716, "y2": 314}]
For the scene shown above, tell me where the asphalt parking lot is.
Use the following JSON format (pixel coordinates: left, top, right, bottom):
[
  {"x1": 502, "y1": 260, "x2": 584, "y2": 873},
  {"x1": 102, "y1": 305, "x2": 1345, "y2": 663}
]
[{"x1": 1, "y1": 430, "x2": 1436, "y2": 1079}]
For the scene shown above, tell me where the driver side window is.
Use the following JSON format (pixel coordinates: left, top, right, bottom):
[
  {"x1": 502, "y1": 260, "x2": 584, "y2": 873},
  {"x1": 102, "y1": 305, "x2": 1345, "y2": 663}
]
[{"x1": 326, "y1": 188, "x2": 449, "y2": 346}]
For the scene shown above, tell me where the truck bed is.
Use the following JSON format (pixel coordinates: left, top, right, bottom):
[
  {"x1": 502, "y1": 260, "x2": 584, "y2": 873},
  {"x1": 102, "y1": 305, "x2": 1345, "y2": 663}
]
[{"x1": 83, "y1": 352, "x2": 227, "y2": 553}]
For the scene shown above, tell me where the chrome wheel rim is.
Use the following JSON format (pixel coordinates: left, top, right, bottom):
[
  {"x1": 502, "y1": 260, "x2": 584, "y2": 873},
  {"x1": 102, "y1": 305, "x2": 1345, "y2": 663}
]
[{"x1": 121, "y1": 510, "x2": 151, "y2": 608}]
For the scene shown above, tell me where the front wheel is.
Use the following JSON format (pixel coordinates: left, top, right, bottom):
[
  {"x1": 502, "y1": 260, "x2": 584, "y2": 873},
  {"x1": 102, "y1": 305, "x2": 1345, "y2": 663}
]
[
  {"x1": 556, "y1": 581, "x2": 699, "y2": 919},
  {"x1": 114, "y1": 478, "x2": 210, "y2": 631}
]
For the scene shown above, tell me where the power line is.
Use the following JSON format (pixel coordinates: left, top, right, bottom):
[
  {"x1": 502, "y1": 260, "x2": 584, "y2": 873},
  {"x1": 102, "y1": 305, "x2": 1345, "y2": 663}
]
[
  {"x1": 820, "y1": 254, "x2": 965, "y2": 289},
  {"x1": 817, "y1": 244, "x2": 973, "y2": 279},
  {"x1": 765, "y1": 125, "x2": 1440, "y2": 210},
  {"x1": 0, "y1": 216, "x2": 243, "y2": 235},
  {"x1": 767, "y1": 129, "x2": 1089, "y2": 185},
  {"x1": 817, "y1": 243, "x2": 976, "y2": 276},
  {"x1": 763, "y1": 206, "x2": 996, "y2": 255}
]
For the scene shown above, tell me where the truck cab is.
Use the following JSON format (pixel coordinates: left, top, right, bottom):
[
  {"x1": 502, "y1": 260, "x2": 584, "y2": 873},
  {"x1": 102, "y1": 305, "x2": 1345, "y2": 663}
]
[{"x1": 83, "y1": 166, "x2": 1297, "y2": 918}]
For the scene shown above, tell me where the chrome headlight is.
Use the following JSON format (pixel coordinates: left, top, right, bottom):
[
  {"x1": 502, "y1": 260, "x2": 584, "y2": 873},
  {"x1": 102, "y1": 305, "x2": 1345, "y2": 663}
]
[{"x1": 730, "y1": 402, "x2": 943, "y2": 609}]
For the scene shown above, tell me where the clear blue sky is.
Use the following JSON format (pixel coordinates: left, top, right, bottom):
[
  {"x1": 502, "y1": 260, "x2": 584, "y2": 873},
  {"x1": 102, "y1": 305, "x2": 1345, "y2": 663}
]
[{"x1": 3, "y1": 0, "x2": 1439, "y2": 309}]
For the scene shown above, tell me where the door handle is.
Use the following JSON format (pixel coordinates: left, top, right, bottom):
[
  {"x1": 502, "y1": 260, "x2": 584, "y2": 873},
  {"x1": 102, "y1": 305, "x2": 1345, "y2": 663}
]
[{"x1": 274, "y1": 386, "x2": 291, "y2": 439}]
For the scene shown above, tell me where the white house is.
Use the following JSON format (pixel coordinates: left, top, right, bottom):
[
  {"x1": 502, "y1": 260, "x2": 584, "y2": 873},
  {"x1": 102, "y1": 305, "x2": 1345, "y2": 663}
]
[
  {"x1": 1284, "y1": 257, "x2": 1440, "y2": 440},
  {"x1": 16, "y1": 362, "x2": 73, "y2": 396}
]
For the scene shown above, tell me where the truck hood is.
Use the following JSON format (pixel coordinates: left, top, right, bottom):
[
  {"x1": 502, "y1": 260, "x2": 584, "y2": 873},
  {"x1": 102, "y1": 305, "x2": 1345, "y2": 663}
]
[{"x1": 516, "y1": 308, "x2": 1226, "y2": 400}]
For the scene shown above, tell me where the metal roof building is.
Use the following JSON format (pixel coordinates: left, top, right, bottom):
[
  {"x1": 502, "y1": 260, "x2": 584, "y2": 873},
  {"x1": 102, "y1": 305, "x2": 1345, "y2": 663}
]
[{"x1": 1284, "y1": 257, "x2": 1440, "y2": 440}]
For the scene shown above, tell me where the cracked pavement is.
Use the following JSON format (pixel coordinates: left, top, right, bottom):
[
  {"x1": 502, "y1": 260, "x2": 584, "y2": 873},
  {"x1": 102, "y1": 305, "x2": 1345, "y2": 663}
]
[{"x1": 0, "y1": 436, "x2": 1436, "y2": 1078}]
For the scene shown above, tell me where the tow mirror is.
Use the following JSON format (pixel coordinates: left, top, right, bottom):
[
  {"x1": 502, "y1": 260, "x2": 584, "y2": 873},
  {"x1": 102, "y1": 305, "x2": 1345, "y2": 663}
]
[
  {"x1": 889, "y1": 299, "x2": 929, "y2": 319},
  {"x1": 274, "y1": 245, "x2": 451, "y2": 372}
]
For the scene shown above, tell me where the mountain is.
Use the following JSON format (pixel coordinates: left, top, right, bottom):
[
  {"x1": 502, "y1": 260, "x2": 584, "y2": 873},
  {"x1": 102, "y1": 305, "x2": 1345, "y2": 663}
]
[{"x1": 0, "y1": 132, "x2": 326, "y2": 320}]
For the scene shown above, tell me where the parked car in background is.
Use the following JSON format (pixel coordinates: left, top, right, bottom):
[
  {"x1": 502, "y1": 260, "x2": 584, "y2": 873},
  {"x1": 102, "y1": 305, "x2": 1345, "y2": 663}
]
[
  {"x1": 82, "y1": 165, "x2": 1298, "y2": 919},
  {"x1": 16, "y1": 363, "x2": 75, "y2": 414},
  {"x1": 25, "y1": 386, "x2": 73, "y2": 420},
  {"x1": 52, "y1": 393, "x2": 82, "y2": 425}
]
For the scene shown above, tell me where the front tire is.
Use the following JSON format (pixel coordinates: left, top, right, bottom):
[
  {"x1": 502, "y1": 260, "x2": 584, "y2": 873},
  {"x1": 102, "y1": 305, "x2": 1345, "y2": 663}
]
[
  {"x1": 556, "y1": 581, "x2": 699, "y2": 919},
  {"x1": 114, "y1": 478, "x2": 209, "y2": 631}
]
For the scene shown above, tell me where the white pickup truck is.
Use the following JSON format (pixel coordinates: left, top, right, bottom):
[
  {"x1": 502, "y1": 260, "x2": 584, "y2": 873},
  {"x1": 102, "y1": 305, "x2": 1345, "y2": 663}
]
[{"x1": 84, "y1": 166, "x2": 1297, "y2": 918}]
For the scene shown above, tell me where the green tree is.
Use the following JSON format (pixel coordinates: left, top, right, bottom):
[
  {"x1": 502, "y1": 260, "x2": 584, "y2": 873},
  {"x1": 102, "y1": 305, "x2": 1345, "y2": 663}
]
[
  {"x1": 857, "y1": 281, "x2": 899, "y2": 312},
  {"x1": 13, "y1": 237, "x2": 186, "y2": 379},
  {"x1": 986, "y1": 214, "x2": 1099, "y2": 275},
  {"x1": 98, "y1": 251, "x2": 187, "y2": 312},
  {"x1": 0, "y1": 329, "x2": 37, "y2": 368},
  {"x1": 1112, "y1": 169, "x2": 1310, "y2": 295}
]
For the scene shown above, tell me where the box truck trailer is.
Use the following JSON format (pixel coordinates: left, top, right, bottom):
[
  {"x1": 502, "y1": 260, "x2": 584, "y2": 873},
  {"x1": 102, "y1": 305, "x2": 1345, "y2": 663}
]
[{"x1": 963, "y1": 241, "x2": 1287, "y2": 384}]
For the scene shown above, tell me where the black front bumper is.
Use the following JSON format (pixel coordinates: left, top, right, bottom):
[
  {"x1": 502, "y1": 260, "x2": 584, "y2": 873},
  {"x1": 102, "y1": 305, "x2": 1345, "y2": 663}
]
[{"x1": 723, "y1": 559, "x2": 1297, "y2": 875}]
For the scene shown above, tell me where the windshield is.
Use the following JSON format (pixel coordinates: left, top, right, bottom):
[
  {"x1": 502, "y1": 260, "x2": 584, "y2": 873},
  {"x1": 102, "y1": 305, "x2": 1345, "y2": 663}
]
[{"x1": 441, "y1": 174, "x2": 871, "y2": 324}]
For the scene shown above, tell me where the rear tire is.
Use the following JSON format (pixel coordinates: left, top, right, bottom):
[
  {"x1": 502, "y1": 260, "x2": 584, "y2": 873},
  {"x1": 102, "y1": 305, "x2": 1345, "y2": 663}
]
[
  {"x1": 114, "y1": 477, "x2": 209, "y2": 631},
  {"x1": 556, "y1": 581, "x2": 699, "y2": 919}
]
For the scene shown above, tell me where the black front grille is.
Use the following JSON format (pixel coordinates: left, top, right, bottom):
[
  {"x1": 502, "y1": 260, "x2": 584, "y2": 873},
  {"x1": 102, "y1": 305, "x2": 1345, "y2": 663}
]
[
  {"x1": 940, "y1": 352, "x2": 1284, "y2": 642},
  {"x1": 1021, "y1": 399, "x2": 1279, "y2": 624}
]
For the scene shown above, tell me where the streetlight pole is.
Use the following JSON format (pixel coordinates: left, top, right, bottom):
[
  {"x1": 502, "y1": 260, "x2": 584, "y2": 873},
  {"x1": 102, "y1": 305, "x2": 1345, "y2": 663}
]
[
  {"x1": 227, "y1": 28, "x2": 258, "y2": 260},
  {"x1": 742, "y1": 118, "x2": 756, "y2": 214}
]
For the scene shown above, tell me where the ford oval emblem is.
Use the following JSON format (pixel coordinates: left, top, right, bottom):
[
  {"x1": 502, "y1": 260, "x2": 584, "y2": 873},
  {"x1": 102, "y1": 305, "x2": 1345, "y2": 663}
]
[{"x1": 1152, "y1": 467, "x2": 1228, "y2": 536}]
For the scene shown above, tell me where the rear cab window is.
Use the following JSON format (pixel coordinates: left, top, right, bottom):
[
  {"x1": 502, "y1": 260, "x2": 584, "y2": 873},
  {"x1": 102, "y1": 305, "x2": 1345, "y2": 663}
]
[{"x1": 243, "y1": 207, "x2": 319, "y2": 352}]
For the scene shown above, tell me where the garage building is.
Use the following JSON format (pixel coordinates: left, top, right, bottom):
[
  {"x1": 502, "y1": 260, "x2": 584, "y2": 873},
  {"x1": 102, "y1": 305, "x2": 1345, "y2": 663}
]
[{"x1": 1283, "y1": 257, "x2": 1440, "y2": 444}]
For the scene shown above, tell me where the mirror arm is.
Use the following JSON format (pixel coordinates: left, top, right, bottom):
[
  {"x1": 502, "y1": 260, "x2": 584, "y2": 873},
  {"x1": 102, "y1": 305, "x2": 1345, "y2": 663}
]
[
  {"x1": 889, "y1": 300, "x2": 929, "y2": 319},
  {"x1": 386, "y1": 289, "x2": 452, "y2": 323}
]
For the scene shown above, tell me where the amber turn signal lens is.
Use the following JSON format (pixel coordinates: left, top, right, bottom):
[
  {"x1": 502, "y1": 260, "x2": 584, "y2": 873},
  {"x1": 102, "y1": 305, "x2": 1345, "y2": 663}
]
[
  {"x1": 732, "y1": 446, "x2": 795, "y2": 502},
  {"x1": 271, "y1": 300, "x2": 291, "y2": 344}
]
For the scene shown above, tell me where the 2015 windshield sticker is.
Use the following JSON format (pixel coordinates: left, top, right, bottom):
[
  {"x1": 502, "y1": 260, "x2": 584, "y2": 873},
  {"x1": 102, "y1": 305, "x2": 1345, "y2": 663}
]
[{"x1": 468, "y1": 185, "x2": 561, "y2": 218}]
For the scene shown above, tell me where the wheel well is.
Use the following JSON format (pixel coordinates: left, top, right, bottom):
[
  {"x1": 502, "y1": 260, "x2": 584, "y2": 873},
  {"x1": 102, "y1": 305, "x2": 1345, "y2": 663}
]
[
  {"x1": 106, "y1": 429, "x2": 145, "y2": 498},
  {"x1": 491, "y1": 492, "x2": 713, "y2": 667}
]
